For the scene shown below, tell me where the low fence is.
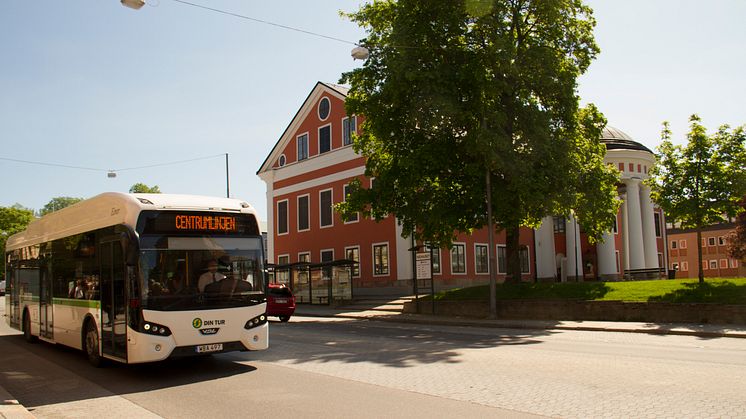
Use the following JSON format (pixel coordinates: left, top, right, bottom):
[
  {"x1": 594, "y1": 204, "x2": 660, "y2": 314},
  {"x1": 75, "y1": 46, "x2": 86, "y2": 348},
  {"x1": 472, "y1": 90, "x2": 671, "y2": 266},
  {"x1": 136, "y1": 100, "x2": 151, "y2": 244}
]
[{"x1": 403, "y1": 299, "x2": 746, "y2": 325}]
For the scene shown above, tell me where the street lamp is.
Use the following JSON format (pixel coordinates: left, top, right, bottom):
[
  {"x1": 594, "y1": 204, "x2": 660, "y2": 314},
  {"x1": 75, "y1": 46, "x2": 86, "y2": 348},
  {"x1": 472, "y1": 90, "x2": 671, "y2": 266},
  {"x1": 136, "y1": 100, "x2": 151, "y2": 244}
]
[{"x1": 121, "y1": 0, "x2": 145, "y2": 10}]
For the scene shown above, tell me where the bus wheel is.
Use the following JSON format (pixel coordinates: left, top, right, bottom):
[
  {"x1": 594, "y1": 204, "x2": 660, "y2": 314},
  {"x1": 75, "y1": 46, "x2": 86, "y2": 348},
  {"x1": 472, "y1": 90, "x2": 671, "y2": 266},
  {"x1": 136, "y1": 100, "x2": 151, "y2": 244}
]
[
  {"x1": 84, "y1": 321, "x2": 103, "y2": 367},
  {"x1": 23, "y1": 311, "x2": 38, "y2": 343}
]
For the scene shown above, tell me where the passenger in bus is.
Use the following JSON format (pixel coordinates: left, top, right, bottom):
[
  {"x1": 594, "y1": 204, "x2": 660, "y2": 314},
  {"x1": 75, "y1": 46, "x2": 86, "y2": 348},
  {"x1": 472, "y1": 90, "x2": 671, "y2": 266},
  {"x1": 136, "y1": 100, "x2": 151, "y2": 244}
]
[
  {"x1": 197, "y1": 259, "x2": 226, "y2": 293},
  {"x1": 73, "y1": 279, "x2": 86, "y2": 299}
]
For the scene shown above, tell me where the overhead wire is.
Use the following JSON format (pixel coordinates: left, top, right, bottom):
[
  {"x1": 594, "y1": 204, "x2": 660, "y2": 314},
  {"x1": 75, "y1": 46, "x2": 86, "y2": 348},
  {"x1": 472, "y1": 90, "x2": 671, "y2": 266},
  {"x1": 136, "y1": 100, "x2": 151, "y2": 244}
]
[
  {"x1": 168, "y1": 0, "x2": 361, "y2": 46},
  {"x1": 0, "y1": 154, "x2": 227, "y2": 174}
]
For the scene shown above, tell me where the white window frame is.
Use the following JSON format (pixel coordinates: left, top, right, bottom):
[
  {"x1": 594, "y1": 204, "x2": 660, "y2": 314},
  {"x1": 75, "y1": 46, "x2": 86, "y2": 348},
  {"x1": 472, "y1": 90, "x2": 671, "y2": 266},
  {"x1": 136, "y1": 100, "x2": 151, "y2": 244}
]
[
  {"x1": 343, "y1": 183, "x2": 359, "y2": 224},
  {"x1": 320, "y1": 248, "x2": 334, "y2": 263},
  {"x1": 450, "y1": 242, "x2": 467, "y2": 275},
  {"x1": 278, "y1": 154, "x2": 286, "y2": 167},
  {"x1": 318, "y1": 97, "x2": 331, "y2": 121},
  {"x1": 342, "y1": 115, "x2": 356, "y2": 146},
  {"x1": 681, "y1": 261, "x2": 689, "y2": 271},
  {"x1": 297, "y1": 194, "x2": 310, "y2": 232},
  {"x1": 297, "y1": 132, "x2": 309, "y2": 161},
  {"x1": 276, "y1": 199, "x2": 289, "y2": 236},
  {"x1": 276, "y1": 254, "x2": 291, "y2": 282},
  {"x1": 319, "y1": 188, "x2": 334, "y2": 229},
  {"x1": 731, "y1": 259, "x2": 739, "y2": 268},
  {"x1": 372, "y1": 242, "x2": 390, "y2": 277},
  {"x1": 428, "y1": 245, "x2": 442, "y2": 275},
  {"x1": 474, "y1": 243, "x2": 489, "y2": 274},
  {"x1": 297, "y1": 252, "x2": 311, "y2": 263},
  {"x1": 320, "y1": 248, "x2": 334, "y2": 280},
  {"x1": 318, "y1": 123, "x2": 332, "y2": 154},
  {"x1": 707, "y1": 237, "x2": 716, "y2": 247},
  {"x1": 654, "y1": 212, "x2": 662, "y2": 237},
  {"x1": 708, "y1": 260, "x2": 718, "y2": 270},
  {"x1": 720, "y1": 259, "x2": 728, "y2": 269},
  {"x1": 718, "y1": 236, "x2": 726, "y2": 246},
  {"x1": 679, "y1": 239, "x2": 687, "y2": 249},
  {"x1": 671, "y1": 262, "x2": 679, "y2": 271},
  {"x1": 345, "y1": 245, "x2": 360, "y2": 277},
  {"x1": 519, "y1": 245, "x2": 531, "y2": 274},
  {"x1": 671, "y1": 240, "x2": 677, "y2": 249},
  {"x1": 497, "y1": 245, "x2": 507, "y2": 274}
]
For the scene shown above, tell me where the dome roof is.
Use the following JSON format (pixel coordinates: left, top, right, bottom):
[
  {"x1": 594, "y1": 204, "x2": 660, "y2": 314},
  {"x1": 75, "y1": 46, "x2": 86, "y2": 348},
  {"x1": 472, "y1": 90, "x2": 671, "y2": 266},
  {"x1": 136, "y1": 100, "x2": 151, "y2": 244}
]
[{"x1": 601, "y1": 126, "x2": 653, "y2": 154}]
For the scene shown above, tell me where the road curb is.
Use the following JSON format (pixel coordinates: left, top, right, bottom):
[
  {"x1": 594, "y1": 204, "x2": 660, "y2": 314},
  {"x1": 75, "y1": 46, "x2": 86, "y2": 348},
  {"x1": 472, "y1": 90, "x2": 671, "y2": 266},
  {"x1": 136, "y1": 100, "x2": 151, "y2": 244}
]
[
  {"x1": 295, "y1": 311, "x2": 746, "y2": 339},
  {"x1": 0, "y1": 385, "x2": 34, "y2": 418}
]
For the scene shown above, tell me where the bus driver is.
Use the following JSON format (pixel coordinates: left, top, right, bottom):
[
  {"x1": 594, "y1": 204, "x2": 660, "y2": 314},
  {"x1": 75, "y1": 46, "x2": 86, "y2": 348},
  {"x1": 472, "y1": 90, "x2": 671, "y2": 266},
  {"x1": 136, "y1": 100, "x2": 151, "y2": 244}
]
[{"x1": 197, "y1": 259, "x2": 226, "y2": 293}]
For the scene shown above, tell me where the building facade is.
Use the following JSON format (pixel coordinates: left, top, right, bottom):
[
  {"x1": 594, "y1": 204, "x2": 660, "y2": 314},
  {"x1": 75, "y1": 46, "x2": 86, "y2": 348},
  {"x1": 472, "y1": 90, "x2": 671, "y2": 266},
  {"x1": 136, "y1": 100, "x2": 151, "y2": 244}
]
[
  {"x1": 257, "y1": 82, "x2": 666, "y2": 292},
  {"x1": 667, "y1": 223, "x2": 744, "y2": 278}
]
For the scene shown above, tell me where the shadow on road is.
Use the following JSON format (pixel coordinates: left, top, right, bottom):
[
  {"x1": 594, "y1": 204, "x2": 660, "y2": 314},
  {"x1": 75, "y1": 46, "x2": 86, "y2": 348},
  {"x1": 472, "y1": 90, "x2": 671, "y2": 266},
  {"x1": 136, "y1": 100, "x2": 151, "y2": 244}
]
[
  {"x1": 0, "y1": 333, "x2": 256, "y2": 409},
  {"x1": 248, "y1": 318, "x2": 556, "y2": 368}
]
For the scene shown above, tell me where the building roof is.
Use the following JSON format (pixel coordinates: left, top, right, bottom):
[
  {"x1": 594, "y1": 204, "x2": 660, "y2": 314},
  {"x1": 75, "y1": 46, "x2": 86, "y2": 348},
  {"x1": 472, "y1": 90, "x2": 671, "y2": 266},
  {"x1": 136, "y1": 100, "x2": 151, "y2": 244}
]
[
  {"x1": 668, "y1": 222, "x2": 736, "y2": 235},
  {"x1": 601, "y1": 126, "x2": 654, "y2": 154},
  {"x1": 256, "y1": 81, "x2": 349, "y2": 175}
]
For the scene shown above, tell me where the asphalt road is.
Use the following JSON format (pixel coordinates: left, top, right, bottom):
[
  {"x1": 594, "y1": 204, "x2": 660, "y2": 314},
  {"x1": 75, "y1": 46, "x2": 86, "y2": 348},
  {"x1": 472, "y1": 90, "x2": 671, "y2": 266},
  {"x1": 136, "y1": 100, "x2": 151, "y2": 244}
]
[{"x1": 2, "y1": 298, "x2": 745, "y2": 418}]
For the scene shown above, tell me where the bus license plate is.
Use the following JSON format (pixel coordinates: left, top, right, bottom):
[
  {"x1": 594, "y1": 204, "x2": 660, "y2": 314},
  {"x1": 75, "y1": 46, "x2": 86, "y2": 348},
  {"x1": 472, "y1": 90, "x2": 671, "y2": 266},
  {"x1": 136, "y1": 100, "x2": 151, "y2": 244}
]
[{"x1": 196, "y1": 343, "x2": 223, "y2": 353}]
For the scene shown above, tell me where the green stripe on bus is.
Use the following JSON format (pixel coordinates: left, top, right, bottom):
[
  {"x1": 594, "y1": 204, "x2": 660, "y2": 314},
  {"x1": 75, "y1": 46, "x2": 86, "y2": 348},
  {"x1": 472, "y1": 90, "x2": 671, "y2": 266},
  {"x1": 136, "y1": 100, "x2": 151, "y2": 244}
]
[{"x1": 51, "y1": 298, "x2": 101, "y2": 309}]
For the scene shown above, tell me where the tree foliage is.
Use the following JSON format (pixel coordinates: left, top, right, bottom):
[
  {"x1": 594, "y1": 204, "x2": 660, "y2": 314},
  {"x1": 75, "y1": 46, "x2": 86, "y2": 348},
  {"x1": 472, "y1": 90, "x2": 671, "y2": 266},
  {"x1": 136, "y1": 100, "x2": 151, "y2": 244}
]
[
  {"x1": 129, "y1": 183, "x2": 161, "y2": 193},
  {"x1": 39, "y1": 196, "x2": 84, "y2": 216},
  {"x1": 0, "y1": 205, "x2": 35, "y2": 279},
  {"x1": 338, "y1": 0, "x2": 619, "y2": 280},
  {"x1": 729, "y1": 196, "x2": 746, "y2": 261},
  {"x1": 650, "y1": 116, "x2": 746, "y2": 282}
]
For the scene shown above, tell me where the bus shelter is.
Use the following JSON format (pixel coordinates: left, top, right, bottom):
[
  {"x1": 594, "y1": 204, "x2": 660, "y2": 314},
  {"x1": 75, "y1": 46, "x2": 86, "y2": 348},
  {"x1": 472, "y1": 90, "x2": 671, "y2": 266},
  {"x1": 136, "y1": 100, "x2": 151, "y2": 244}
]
[{"x1": 268, "y1": 259, "x2": 356, "y2": 305}]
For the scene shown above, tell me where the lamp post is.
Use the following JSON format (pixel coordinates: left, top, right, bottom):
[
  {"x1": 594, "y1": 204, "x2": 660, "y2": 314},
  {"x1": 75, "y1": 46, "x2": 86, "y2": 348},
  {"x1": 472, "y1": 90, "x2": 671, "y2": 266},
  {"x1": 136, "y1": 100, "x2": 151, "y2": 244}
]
[{"x1": 225, "y1": 153, "x2": 230, "y2": 198}]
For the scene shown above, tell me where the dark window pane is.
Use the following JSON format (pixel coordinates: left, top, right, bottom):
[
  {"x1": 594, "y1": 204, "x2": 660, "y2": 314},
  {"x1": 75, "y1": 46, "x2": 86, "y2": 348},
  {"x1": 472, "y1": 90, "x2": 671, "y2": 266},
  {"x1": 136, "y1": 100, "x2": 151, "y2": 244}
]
[
  {"x1": 277, "y1": 201, "x2": 288, "y2": 234},
  {"x1": 320, "y1": 190, "x2": 332, "y2": 227},
  {"x1": 298, "y1": 196, "x2": 309, "y2": 231},
  {"x1": 319, "y1": 126, "x2": 331, "y2": 153}
]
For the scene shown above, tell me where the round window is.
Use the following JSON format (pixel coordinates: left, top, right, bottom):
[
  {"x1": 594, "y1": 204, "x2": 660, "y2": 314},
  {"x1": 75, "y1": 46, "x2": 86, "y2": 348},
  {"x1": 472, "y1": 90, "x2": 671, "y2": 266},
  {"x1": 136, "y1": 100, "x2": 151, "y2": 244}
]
[
  {"x1": 278, "y1": 155, "x2": 286, "y2": 167},
  {"x1": 318, "y1": 97, "x2": 330, "y2": 120}
]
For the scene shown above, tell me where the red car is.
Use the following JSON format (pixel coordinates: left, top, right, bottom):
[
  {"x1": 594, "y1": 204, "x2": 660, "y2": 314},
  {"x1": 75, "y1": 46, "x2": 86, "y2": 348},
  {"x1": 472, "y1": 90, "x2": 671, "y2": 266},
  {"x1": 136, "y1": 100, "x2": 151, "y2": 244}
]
[{"x1": 266, "y1": 284, "x2": 296, "y2": 322}]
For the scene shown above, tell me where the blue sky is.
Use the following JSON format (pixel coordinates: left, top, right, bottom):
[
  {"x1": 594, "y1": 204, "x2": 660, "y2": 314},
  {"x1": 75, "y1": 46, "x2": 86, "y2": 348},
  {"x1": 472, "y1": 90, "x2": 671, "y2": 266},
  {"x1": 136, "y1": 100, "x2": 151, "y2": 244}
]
[{"x1": 1, "y1": 0, "x2": 744, "y2": 221}]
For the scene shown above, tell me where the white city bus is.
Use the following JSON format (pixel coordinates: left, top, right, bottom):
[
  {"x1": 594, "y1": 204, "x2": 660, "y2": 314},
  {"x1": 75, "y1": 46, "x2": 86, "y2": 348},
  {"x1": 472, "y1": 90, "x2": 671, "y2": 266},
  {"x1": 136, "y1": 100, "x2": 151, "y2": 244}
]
[{"x1": 4, "y1": 193, "x2": 268, "y2": 366}]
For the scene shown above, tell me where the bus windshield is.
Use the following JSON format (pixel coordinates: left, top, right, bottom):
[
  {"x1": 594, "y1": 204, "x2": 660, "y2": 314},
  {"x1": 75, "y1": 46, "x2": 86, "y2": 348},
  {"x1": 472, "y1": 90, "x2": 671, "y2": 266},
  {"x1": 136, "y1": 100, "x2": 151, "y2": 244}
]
[{"x1": 139, "y1": 236, "x2": 265, "y2": 311}]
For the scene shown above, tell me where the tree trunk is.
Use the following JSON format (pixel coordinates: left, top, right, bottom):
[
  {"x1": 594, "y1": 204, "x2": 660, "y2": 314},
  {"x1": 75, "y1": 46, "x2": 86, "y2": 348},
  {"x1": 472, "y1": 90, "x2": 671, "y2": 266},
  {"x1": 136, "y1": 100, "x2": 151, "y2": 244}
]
[
  {"x1": 696, "y1": 227, "x2": 704, "y2": 284},
  {"x1": 505, "y1": 223, "x2": 521, "y2": 283}
]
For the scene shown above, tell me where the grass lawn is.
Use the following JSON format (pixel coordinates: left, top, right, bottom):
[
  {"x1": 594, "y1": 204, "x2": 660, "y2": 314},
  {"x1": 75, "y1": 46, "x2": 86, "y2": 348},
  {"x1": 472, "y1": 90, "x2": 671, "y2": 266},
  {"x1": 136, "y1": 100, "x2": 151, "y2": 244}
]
[{"x1": 433, "y1": 277, "x2": 746, "y2": 305}]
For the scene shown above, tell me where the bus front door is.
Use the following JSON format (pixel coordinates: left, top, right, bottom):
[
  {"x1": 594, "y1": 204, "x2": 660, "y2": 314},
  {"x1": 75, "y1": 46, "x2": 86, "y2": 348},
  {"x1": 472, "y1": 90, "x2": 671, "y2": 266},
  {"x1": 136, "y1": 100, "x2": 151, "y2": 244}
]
[{"x1": 100, "y1": 240, "x2": 127, "y2": 361}]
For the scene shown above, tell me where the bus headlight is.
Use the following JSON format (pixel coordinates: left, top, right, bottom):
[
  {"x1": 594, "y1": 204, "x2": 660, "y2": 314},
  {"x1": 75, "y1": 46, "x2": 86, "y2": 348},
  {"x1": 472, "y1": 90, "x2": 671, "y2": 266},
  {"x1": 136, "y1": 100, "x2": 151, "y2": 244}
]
[
  {"x1": 141, "y1": 321, "x2": 172, "y2": 336},
  {"x1": 244, "y1": 315, "x2": 267, "y2": 330}
]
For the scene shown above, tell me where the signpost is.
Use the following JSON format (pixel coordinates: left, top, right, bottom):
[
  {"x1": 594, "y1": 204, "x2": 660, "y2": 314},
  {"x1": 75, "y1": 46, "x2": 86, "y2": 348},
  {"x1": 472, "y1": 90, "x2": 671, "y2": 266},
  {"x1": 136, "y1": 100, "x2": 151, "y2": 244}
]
[{"x1": 415, "y1": 251, "x2": 435, "y2": 314}]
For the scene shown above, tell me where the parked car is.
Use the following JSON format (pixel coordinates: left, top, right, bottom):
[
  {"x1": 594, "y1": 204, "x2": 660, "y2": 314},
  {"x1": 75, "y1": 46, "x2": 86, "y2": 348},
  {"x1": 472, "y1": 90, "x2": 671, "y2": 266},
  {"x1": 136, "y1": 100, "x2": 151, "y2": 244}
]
[
  {"x1": 0, "y1": 279, "x2": 5, "y2": 296},
  {"x1": 266, "y1": 284, "x2": 295, "y2": 322}
]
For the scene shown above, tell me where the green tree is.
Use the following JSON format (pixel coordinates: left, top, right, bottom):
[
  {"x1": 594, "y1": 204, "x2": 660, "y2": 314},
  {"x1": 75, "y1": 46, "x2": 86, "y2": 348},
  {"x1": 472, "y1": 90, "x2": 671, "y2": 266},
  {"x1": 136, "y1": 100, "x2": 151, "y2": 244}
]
[
  {"x1": 729, "y1": 196, "x2": 746, "y2": 261},
  {"x1": 338, "y1": 0, "x2": 619, "y2": 282},
  {"x1": 650, "y1": 116, "x2": 746, "y2": 283},
  {"x1": 129, "y1": 183, "x2": 161, "y2": 193},
  {"x1": 0, "y1": 205, "x2": 35, "y2": 279},
  {"x1": 39, "y1": 196, "x2": 84, "y2": 216}
]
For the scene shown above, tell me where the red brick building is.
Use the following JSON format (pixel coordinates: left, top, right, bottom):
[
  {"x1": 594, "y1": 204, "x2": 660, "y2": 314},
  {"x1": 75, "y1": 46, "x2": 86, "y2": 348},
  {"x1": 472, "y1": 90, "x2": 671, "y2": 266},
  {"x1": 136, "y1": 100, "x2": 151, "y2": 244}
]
[
  {"x1": 257, "y1": 82, "x2": 667, "y2": 292},
  {"x1": 667, "y1": 223, "x2": 744, "y2": 278}
]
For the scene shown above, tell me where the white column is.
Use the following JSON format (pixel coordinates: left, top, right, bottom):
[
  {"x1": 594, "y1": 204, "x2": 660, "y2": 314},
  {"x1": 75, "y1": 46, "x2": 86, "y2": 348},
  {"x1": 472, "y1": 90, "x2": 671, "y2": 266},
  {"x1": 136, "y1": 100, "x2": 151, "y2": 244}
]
[
  {"x1": 395, "y1": 219, "x2": 413, "y2": 281},
  {"x1": 640, "y1": 184, "x2": 659, "y2": 269},
  {"x1": 597, "y1": 229, "x2": 617, "y2": 280},
  {"x1": 621, "y1": 194, "x2": 630, "y2": 274},
  {"x1": 535, "y1": 216, "x2": 557, "y2": 280},
  {"x1": 624, "y1": 178, "x2": 646, "y2": 270},
  {"x1": 565, "y1": 214, "x2": 583, "y2": 281},
  {"x1": 259, "y1": 171, "x2": 275, "y2": 263}
]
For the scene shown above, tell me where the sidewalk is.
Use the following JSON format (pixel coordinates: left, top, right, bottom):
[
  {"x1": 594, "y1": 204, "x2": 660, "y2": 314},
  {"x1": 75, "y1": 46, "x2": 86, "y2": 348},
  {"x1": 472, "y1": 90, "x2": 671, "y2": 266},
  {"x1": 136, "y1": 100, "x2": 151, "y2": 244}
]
[{"x1": 294, "y1": 304, "x2": 746, "y2": 339}]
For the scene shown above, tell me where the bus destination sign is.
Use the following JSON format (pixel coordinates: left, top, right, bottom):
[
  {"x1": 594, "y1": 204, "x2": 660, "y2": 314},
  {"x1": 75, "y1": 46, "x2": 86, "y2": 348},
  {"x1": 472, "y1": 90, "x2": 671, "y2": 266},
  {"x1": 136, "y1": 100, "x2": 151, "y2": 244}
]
[
  {"x1": 137, "y1": 211, "x2": 260, "y2": 236},
  {"x1": 175, "y1": 215, "x2": 237, "y2": 232}
]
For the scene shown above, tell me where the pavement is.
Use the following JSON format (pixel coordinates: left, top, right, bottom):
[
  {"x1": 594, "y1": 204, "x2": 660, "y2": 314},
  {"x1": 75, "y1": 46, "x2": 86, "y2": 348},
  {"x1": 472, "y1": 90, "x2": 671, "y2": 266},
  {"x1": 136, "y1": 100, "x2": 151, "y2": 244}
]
[{"x1": 3, "y1": 304, "x2": 745, "y2": 418}]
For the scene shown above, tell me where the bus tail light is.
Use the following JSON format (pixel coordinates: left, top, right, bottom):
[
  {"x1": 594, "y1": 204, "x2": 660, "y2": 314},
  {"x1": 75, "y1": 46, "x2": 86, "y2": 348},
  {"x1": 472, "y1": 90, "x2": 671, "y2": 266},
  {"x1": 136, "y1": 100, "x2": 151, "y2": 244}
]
[{"x1": 244, "y1": 315, "x2": 267, "y2": 330}]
